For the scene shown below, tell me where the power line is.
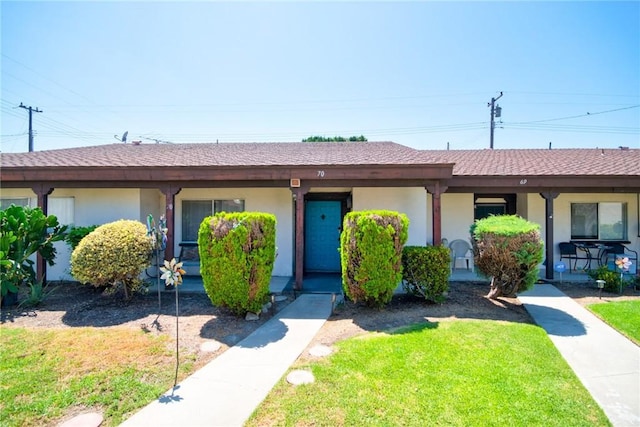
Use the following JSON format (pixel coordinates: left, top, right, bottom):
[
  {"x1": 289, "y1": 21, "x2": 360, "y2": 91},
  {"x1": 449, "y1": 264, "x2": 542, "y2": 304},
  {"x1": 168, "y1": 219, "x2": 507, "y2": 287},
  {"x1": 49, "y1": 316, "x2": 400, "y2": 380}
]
[
  {"x1": 509, "y1": 105, "x2": 640, "y2": 125},
  {"x1": 2, "y1": 53, "x2": 130, "y2": 125},
  {"x1": 506, "y1": 90, "x2": 639, "y2": 99}
]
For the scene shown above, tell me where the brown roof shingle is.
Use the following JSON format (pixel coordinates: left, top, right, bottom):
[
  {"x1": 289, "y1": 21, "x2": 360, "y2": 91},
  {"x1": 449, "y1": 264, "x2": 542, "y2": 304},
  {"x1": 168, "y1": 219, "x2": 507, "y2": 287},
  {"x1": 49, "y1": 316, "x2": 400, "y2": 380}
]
[
  {"x1": 420, "y1": 148, "x2": 640, "y2": 176},
  {"x1": 1, "y1": 142, "x2": 639, "y2": 177},
  {"x1": 0, "y1": 141, "x2": 434, "y2": 168}
]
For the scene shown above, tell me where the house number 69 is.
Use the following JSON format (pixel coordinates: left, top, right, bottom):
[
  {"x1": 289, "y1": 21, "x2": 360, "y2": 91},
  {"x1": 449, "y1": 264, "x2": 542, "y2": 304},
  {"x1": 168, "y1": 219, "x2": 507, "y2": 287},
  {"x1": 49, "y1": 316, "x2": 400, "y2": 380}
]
[{"x1": 317, "y1": 170, "x2": 325, "y2": 177}]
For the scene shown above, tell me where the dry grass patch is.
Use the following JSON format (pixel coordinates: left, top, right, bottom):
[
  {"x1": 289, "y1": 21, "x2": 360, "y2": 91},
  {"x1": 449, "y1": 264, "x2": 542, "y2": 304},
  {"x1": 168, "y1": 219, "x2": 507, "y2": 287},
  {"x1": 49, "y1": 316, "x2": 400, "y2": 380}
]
[{"x1": 0, "y1": 326, "x2": 193, "y2": 426}]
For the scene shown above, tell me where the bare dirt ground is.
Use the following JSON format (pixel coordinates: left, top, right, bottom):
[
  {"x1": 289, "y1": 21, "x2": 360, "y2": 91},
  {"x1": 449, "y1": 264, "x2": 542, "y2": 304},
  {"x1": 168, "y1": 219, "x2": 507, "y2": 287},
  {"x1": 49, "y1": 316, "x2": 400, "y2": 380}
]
[{"x1": 1, "y1": 279, "x2": 638, "y2": 370}]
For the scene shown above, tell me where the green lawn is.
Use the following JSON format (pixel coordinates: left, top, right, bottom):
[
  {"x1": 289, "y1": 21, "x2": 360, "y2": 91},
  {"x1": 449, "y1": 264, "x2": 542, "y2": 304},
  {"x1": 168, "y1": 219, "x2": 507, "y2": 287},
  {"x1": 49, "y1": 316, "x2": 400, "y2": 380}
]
[
  {"x1": 0, "y1": 326, "x2": 195, "y2": 427},
  {"x1": 248, "y1": 321, "x2": 610, "y2": 427},
  {"x1": 588, "y1": 299, "x2": 640, "y2": 345}
]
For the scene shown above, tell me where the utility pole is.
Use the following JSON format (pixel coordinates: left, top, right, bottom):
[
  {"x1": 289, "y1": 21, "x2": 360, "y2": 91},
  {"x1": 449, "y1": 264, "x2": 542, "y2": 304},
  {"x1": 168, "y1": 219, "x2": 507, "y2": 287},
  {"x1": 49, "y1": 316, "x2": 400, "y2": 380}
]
[
  {"x1": 488, "y1": 92, "x2": 503, "y2": 149},
  {"x1": 19, "y1": 103, "x2": 43, "y2": 152}
]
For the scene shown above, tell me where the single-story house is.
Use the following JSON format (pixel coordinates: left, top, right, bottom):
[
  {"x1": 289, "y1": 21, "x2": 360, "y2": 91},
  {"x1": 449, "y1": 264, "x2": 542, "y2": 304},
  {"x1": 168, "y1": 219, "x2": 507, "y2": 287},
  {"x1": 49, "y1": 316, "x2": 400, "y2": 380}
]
[{"x1": 1, "y1": 141, "x2": 638, "y2": 289}]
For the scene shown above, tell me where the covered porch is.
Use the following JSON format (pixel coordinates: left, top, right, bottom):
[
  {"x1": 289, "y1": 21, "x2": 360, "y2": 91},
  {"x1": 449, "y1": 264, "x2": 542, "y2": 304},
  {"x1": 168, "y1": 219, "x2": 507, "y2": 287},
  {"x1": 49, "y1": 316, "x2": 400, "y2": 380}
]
[{"x1": 151, "y1": 267, "x2": 601, "y2": 296}]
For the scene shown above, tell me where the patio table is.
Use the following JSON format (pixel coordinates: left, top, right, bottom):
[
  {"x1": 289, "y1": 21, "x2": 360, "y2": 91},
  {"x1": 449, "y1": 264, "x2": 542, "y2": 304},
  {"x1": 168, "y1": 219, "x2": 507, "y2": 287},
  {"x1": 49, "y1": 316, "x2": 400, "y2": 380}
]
[{"x1": 571, "y1": 242, "x2": 595, "y2": 270}]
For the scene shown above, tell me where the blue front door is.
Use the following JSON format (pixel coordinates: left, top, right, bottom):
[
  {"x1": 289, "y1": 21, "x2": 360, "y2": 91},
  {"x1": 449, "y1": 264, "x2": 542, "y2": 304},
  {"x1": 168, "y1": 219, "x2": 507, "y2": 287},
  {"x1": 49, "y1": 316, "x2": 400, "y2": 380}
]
[{"x1": 305, "y1": 200, "x2": 342, "y2": 272}]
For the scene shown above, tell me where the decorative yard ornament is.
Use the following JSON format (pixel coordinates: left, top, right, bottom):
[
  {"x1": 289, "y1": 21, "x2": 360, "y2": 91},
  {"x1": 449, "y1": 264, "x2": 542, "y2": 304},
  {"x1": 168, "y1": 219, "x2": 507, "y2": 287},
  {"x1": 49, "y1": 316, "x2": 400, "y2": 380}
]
[
  {"x1": 554, "y1": 262, "x2": 566, "y2": 283},
  {"x1": 160, "y1": 257, "x2": 185, "y2": 388},
  {"x1": 615, "y1": 256, "x2": 632, "y2": 294},
  {"x1": 146, "y1": 214, "x2": 168, "y2": 309},
  {"x1": 160, "y1": 258, "x2": 185, "y2": 287}
]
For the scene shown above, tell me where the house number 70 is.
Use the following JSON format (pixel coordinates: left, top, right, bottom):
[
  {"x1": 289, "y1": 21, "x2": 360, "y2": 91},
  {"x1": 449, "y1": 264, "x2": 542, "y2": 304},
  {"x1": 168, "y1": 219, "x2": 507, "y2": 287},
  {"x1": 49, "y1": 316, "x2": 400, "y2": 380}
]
[{"x1": 317, "y1": 170, "x2": 325, "y2": 177}]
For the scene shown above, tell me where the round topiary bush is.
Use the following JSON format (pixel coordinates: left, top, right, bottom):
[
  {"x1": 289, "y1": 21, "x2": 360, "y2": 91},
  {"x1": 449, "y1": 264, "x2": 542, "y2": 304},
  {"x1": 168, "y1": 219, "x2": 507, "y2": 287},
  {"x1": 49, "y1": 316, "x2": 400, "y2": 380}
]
[
  {"x1": 471, "y1": 215, "x2": 544, "y2": 299},
  {"x1": 71, "y1": 219, "x2": 153, "y2": 298}
]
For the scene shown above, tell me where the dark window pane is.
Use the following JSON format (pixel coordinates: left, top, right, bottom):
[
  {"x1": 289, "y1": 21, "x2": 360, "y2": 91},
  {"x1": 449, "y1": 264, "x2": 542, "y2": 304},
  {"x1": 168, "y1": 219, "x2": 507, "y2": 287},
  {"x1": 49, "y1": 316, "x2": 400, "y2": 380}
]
[
  {"x1": 182, "y1": 200, "x2": 212, "y2": 241},
  {"x1": 571, "y1": 203, "x2": 598, "y2": 239},
  {"x1": 0, "y1": 198, "x2": 30, "y2": 210},
  {"x1": 474, "y1": 204, "x2": 506, "y2": 221},
  {"x1": 214, "y1": 199, "x2": 245, "y2": 213}
]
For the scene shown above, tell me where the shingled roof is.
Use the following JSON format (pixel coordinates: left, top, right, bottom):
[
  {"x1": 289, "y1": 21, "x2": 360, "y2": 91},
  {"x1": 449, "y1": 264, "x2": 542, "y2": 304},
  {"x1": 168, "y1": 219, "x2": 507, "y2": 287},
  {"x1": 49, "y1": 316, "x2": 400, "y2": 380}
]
[
  {"x1": 2, "y1": 142, "x2": 638, "y2": 177},
  {"x1": 421, "y1": 148, "x2": 640, "y2": 176},
  {"x1": 0, "y1": 141, "x2": 435, "y2": 168},
  {"x1": 1, "y1": 142, "x2": 638, "y2": 193}
]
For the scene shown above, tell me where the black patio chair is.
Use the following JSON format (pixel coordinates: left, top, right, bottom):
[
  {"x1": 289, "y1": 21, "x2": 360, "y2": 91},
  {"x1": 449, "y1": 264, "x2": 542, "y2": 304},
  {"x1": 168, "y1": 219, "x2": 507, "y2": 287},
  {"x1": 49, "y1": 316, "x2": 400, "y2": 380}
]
[{"x1": 558, "y1": 242, "x2": 591, "y2": 272}]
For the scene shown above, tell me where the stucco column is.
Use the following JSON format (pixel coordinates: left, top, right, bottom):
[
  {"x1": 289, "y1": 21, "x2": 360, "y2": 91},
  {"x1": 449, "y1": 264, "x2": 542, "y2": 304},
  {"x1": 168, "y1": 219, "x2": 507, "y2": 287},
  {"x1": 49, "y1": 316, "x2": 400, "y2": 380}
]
[
  {"x1": 292, "y1": 185, "x2": 309, "y2": 291},
  {"x1": 32, "y1": 185, "x2": 54, "y2": 284},
  {"x1": 540, "y1": 191, "x2": 559, "y2": 280},
  {"x1": 426, "y1": 182, "x2": 448, "y2": 246},
  {"x1": 160, "y1": 185, "x2": 182, "y2": 261}
]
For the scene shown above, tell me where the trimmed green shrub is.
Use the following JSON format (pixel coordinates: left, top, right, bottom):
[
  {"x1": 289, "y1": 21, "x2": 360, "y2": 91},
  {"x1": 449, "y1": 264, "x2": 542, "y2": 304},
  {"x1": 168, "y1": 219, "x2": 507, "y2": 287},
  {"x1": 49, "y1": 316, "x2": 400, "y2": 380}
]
[
  {"x1": 340, "y1": 210, "x2": 409, "y2": 307},
  {"x1": 65, "y1": 225, "x2": 99, "y2": 249},
  {"x1": 0, "y1": 205, "x2": 67, "y2": 306},
  {"x1": 71, "y1": 220, "x2": 153, "y2": 299},
  {"x1": 198, "y1": 212, "x2": 276, "y2": 316},
  {"x1": 402, "y1": 245, "x2": 451, "y2": 302},
  {"x1": 471, "y1": 215, "x2": 544, "y2": 299},
  {"x1": 587, "y1": 265, "x2": 634, "y2": 293}
]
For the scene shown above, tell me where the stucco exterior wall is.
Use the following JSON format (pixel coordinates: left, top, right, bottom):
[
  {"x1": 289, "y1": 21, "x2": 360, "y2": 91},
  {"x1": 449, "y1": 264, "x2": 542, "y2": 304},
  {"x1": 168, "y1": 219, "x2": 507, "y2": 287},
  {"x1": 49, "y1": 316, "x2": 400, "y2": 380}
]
[
  {"x1": 0, "y1": 188, "x2": 143, "y2": 280},
  {"x1": 525, "y1": 193, "x2": 547, "y2": 241},
  {"x1": 552, "y1": 193, "x2": 639, "y2": 262},
  {"x1": 50, "y1": 188, "x2": 142, "y2": 226},
  {"x1": 175, "y1": 188, "x2": 293, "y2": 277},
  {"x1": 519, "y1": 193, "x2": 640, "y2": 272},
  {"x1": 351, "y1": 187, "x2": 428, "y2": 246},
  {"x1": 3, "y1": 186, "x2": 637, "y2": 282},
  {"x1": 441, "y1": 193, "x2": 475, "y2": 243},
  {"x1": 0, "y1": 188, "x2": 36, "y2": 203},
  {"x1": 140, "y1": 189, "x2": 163, "y2": 225},
  {"x1": 48, "y1": 189, "x2": 143, "y2": 280}
]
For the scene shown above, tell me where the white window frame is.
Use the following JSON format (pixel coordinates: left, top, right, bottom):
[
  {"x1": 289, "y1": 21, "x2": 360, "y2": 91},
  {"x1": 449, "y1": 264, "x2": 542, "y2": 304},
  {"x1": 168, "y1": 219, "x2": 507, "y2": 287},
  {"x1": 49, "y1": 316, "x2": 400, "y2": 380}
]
[
  {"x1": 181, "y1": 199, "x2": 245, "y2": 242},
  {"x1": 570, "y1": 202, "x2": 628, "y2": 241}
]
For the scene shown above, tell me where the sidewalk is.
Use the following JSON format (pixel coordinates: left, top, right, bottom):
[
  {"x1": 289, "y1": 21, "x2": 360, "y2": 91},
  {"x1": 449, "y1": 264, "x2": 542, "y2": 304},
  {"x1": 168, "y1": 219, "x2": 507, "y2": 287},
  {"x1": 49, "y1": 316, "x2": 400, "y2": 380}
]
[
  {"x1": 121, "y1": 282, "x2": 639, "y2": 426},
  {"x1": 519, "y1": 284, "x2": 640, "y2": 427},
  {"x1": 120, "y1": 293, "x2": 334, "y2": 427}
]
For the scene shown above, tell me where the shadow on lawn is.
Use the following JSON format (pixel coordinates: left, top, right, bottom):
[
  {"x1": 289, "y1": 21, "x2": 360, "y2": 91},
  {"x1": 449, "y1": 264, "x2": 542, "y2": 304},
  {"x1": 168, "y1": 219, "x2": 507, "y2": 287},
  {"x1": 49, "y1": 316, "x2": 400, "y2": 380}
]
[
  {"x1": 331, "y1": 281, "x2": 536, "y2": 335},
  {"x1": 1, "y1": 281, "x2": 240, "y2": 327},
  {"x1": 0, "y1": 281, "x2": 289, "y2": 349}
]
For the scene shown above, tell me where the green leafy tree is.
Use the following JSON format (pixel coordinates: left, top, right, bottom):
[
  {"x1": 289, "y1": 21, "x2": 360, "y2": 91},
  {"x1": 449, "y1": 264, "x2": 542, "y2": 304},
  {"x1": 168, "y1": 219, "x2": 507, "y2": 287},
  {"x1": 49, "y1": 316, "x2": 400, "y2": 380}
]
[
  {"x1": 471, "y1": 215, "x2": 544, "y2": 299},
  {"x1": 64, "y1": 225, "x2": 99, "y2": 249},
  {"x1": 302, "y1": 135, "x2": 367, "y2": 142},
  {"x1": 0, "y1": 205, "x2": 67, "y2": 305}
]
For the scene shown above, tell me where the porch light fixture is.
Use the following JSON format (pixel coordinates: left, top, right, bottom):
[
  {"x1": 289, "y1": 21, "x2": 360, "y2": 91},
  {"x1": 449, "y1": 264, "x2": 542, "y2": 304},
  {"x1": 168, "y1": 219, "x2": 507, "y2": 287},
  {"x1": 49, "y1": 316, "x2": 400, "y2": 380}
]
[{"x1": 290, "y1": 178, "x2": 301, "y2": 188}]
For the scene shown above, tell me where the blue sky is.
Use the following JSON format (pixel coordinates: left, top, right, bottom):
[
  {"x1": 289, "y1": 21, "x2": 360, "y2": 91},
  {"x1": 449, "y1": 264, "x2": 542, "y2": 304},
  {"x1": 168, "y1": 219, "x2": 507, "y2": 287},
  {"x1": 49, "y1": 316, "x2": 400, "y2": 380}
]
[{"x1": 1, "y1": 1, "x2": 639, "y2": 153}]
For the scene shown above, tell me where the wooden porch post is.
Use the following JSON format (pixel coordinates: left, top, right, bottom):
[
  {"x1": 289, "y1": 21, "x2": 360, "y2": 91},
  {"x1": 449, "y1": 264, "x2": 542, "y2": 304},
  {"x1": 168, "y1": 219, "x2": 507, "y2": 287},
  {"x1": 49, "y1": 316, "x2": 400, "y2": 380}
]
[
  {"x1": 540, "y1": 191, "x2": 559, "y2": 280},
  {"x1": 426, "y1": 182, "x2": 447, "y2": 246},
  {"x1": 161, "y1": 185, "x2": 182, "y2": 261},
  {"x1": 33, "y1": 185, "x2": 54, "y2": 284},
  {"x1": 292, "y1": 186, "x2": 308, "y2": 291}
]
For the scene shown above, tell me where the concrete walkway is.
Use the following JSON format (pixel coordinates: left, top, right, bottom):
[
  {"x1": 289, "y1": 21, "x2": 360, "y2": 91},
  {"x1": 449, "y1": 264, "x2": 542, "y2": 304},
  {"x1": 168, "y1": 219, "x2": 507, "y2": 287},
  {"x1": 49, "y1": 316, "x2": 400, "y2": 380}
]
[
  {"x1": 120, "y1": 293, "x2": 334, "y2": 427},
  {"x1": 120, "y1": 281, "x2": 639, "y2": 426},
  {"x1": 519, "y1": 284, "x2": 640, "y2": 427}
]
